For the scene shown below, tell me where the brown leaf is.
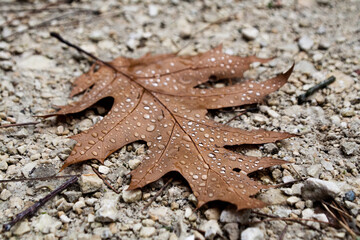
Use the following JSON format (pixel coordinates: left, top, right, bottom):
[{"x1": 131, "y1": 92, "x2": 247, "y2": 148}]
[{"x1": 52, "y1": 45, "x2": 295, "y2": 210}]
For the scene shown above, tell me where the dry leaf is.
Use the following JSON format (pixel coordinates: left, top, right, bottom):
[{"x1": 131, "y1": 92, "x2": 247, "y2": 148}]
[{"x1": 50, "y1": 45, "x2": 294, "y2": 210}]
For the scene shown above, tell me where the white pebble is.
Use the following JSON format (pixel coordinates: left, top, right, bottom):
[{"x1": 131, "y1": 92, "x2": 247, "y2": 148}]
[{"x1": 242, "y1": 27, "x2": 259, "y2": 40}]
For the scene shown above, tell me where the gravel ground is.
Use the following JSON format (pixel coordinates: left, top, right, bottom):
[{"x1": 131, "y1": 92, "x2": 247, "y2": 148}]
[{"x1": 0, "y1": 0, "x2": 359, "y2": 239}]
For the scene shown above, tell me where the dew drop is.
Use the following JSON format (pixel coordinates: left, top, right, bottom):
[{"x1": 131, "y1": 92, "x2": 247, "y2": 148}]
[
  {"x1": 110, "y1": 138, "x2": 116, "y2": 143},
  {"x1": 136, "y1": 122, "x2": 141, "y2": 127},
  {"x1": 180, "y1": 160, "x2": 186, "y2": 165},
  {"x1": 201, "y1": 175, "x2": 207, "y2": 180},
  {"x1": 91, "y1": 132, "x2": 98, "y2": 138},
  {"x1": 146, "y1": 125, "x2": 155, "y2": 132},
  {"x1": 92, "y1": 151, "x2": 98, "y2": 156},
  {"x1": 80, "y1": 151, "x2": 85, "y2": 155},
  {"x1": 192, "y1": 175, "x2": 199, "y2": 180},
  {"x1": 143, "y1": 114, "x2": 150, "y2": 119},
  {"x1": 182, "y1": 135, "x2": 191, "y2": 142}
]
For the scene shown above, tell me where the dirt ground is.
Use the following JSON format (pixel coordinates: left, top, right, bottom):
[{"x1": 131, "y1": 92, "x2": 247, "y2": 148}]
[{"x1": 0, "y1": 0, "x2": 359, "y2": 239}]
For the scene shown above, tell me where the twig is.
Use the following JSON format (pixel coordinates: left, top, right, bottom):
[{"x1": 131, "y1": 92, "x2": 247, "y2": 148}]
[
  {"x1": 250, "y1": 218, "x2": 322, "y2": 232},
  {"x1": 91, "y1": 166, "x2": 119, "y2": 194},
  {"x1": 274, "y1": 179, "x2": 303, "y2": 188},
  {"x1": 3, "y1": 175, "x2": 78, "y2": 231},
  {"x1": 142, "y1": 178, "x2": 173, "y2": 211},
  {"x1": 0, "y1": 174, "x2": 79, "y2": 183},
  {"x1": 297, "y1": 76, "x2": 336, "y2": 104},
  {"x1": 323, "y1": 201, "x2": 352, "y2": 219},
  {"x1": 50, "y1": 32, "x2": 116, "y2": 71},
  {"x1": 176, "y1": 14, "x2": 235, "y2": 55},
  {"x1": 0, "y1": 121, "x2": 40, "y2": 129},
  {"x1": 279, "y1": 224, "x2": 288, "y2": 240},
  {"x1": 0, "y1": 1, "x2": 62, "y2": 27},
  {"x1": 289, "y1": 164, "x2": 304, "y2": 181},
  {"x1": 225, "y1": 110, "x2": 247, "y2": 124},
  {"x1": 3, "y1": 9, "x2": 99, "y2": 41},
  {"x1": 252, "y1": 210, "x2": 337, "y2": 231},
  {"x1": 321, "y1": 202, "x2": 358, "y2": 239}
]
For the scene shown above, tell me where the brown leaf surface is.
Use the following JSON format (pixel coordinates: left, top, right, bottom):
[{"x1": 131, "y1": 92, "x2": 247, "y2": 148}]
[{"x1": 52, "y1": 46, "x2": 294, "y2": 210}]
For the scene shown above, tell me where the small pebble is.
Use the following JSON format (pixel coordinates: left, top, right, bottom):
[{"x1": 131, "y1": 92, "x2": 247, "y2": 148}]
[
  {"x1": 241, "y1": 227, "x2": 264, "y2": 240},
  {"x1": 89, "y1": 30, "x2": 105, "y2": 42},
  {"x1": 13, "y1": 221, "x2": 31, "y2": 236},
  {"x1": 148, "y1": 5, "x2": 159, "y2": 17},
  {"x1": 242, "y1": 27, "x2": 259, "y2": 40},
  {"x1": 79, "y1": 174, "x2": 103, "y2": 193},
  {"x1": 98, "y1": 166, "x2": 110, "y2": 174},
  {"x1": 199, "y1": 220, "x2": 222, "y2": 240},
  {"x1": 122, "y1": 185, "x2": 142, "y2": 203},
  {"x1": 318, "y1": 40, "x2": 331, "y2": 50},
  {"x1": 340, "y1": 141, "x2": 359, "y2": 156},
  {"x1": 344, "y1": 190, "x2": 356, "y2": 202},
  {"x1": 1, "y1": 189, "x2": 12, "y2": 200},
  {"x1": 140, "y1": 227, "x2": 156, "y2": 238},
  {"x1": 298, "y1": 36, "x2": 314, "y2": 51},
  {"x1": 302, "y1": 178, "x2": 341, "y2": 200},
  {"x1": 96, "y1": 192, "x2": 119, "y2": 222},
  {"x1": 204, "y1": 208, "x2": 221, "y2": 220},
  {"x1": 287, "y1": 196, "x2": 301, "y2": 205}
]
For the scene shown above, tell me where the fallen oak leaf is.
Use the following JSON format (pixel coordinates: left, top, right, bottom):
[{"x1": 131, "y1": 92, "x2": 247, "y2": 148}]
[{"x1": 48, "y1": 44, "x2": 295, "y2": 210}]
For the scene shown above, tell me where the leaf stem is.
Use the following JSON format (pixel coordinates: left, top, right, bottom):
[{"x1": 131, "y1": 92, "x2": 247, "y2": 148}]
[{"x1": 50, "y1": 32, "x2": 117, "y2": 71}]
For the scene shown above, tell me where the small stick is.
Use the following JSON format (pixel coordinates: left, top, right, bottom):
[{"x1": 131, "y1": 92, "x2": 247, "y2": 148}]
[
  {"x1": 225, "y1": 106, "x2": 259, "y2": 125},
  {"x1": 0, "y1": 174, "x2": 79, "y2": 183},
  {"x1": 321, "y1": 202, "x2": 358, "y2": 239},
  {"x1": 279, "y1": 225, "x2": 288, "y2": 240},
  {"x1": 142, "y1": 178, "x2": 173, "y2": 211},
  {"x1": 50, "y1": 32, "x2": 116, "y2": 71},
  {"x1": 176, "y1": 14, "x2": 235, "y2": 55},
  {"x1": 274, "y1": 179, "x2": 303, "y2": 188},
  {"x1": 0, "y1": 121, "x2": 40, "y2": 129},
  {"x1": 225, "y1": 110, "x2": 247, "y2": 125},
  {"x1": 252, "y1": 210, "x2": 336, "y2": 228},
  {"x1": 323, "y1": 201, "x2": 352, "y2": 219},
  {"x1": 3, "y1": 10, "x2": 96, "y2": 40},
  {"x1": 290, "y1": 164, "x2": 304, "y2": 181},
  {"x1": 0, "y1": 1, "x2": 62, "y2": 27},
  {"x1": 297, "y1": 76, "x2": 336, "y2": 104},
  {"x1": 3, "y1": 175, "x2": 78, "y2": 231},
  {"x1": 91, "y1": 166, "x2": 119, "y2": 194},
  {"x1": 250, "y1": 218, "x2": 322, "y2": 233}
]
